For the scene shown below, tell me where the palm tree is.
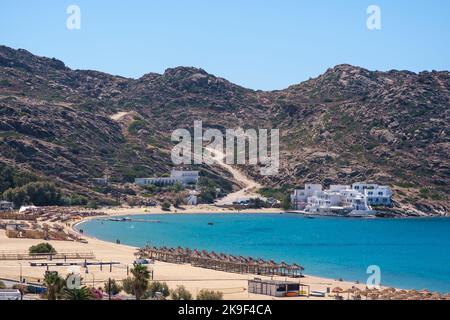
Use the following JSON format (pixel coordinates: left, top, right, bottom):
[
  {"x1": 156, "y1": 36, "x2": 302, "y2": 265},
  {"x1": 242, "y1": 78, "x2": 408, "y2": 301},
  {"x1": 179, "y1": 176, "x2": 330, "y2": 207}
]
[
  {"x1": 63, "y1": 287, "x2": 92, "y2": 300},
  {"x1": 44, "y1": 272, "x2": 65, "y2": 300},
  {"x1": 123, "y1": 264, "x2": 150, "y2": 300}
]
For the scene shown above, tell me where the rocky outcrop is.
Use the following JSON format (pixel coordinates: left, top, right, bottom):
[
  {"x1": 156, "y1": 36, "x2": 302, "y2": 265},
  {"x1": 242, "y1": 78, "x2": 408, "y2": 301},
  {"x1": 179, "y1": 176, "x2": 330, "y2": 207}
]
[{"x1": 0, "y1": 46, "x2": 448, "y2": 215}]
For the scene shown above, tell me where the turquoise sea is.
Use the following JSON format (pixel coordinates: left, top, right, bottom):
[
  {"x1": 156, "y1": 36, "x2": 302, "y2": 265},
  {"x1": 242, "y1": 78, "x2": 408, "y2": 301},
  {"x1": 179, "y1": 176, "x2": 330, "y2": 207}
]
[{"x1": 76, "y1": 213, "x2": 450, "y2": 292}]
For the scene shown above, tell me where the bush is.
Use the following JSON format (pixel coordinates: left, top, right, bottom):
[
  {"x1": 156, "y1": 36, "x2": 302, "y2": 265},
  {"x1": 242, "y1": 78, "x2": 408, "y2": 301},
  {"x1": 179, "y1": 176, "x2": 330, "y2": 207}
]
[
  {"x1": 258, "y1": 185, "x2": 292, "y2": 201},
  {"x1": 104, "y1": 279, "x2": 122, "y2": 296},
  {"x1": 0, "y1": 280, "x2": 6, "y2": 289},
  {"x1": 63, "y1": 195, "x2": 88, "y2": 206},
  {"x1": 122, "y1": 277, "x2": 135, "y2": 296},
  {"x1": 145, "y1": 281, "x2": 170, "y2": 299},
  {"x1": 170, "y1": 285, "x2": 192, "y2": 300},
  {"x1": 199, "y1": 190, "x2": 216, "y2": 204},
  {"x1": 161, "y1": 201, "x2": 171, "y2": 211},
  {"x1": 248, "y1": 198, "x2": 266, "y2": 209},
  {"x1": 128, "y1": 120, "x2": 147, "y2": 135},
  {"x1": 196, "y1": 289, "x2": 223, "y2": 300},
  {"x1": 89, "y1": 287, "x2": 104, "y2": 300},
  {"x1": 173, "y1": 195, "x2": 184, "y2": 208},
  {"x1": 29, "y1": 243, "x2": 56, "y2": 255}
]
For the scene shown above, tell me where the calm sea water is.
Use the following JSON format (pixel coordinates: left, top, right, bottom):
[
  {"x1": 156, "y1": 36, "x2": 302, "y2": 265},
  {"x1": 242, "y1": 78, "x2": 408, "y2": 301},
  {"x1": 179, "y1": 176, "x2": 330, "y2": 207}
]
[{"x1": 76, "y1": 213, "x2": 450, "y2": 292}]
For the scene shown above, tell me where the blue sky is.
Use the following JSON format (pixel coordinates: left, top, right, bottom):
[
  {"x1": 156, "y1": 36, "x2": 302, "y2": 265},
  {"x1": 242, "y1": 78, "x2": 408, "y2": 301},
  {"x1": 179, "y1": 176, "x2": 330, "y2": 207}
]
[{"x1": 0, "y1": 0, "x2": 449, "y2": 90}]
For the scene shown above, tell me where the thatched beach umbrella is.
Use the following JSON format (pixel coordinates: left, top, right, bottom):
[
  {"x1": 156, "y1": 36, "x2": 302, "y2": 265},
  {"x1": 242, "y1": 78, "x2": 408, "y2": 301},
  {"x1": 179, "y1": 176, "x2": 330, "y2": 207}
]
[
  {"x1": 360, "y1": 288, "x2": 371, "y2": 299},
  {"x1": 332, "y1": 287, "x2": 344, "y2": 300},
  {"x1": 278, "y1": 261, "x2": 289, "y2": 276},
  {"x1": 332, "y1": 287, "x2": 344, "y2": 294},
  {"x1": 419, "y1": 289, "x2": 430, "y2": 295},
  {"x1": 346, "y1": 287, "x2": 360, "y2": 300},
  {"x1": 430, "y1": 292, "x2": 442, "y2": 300}
]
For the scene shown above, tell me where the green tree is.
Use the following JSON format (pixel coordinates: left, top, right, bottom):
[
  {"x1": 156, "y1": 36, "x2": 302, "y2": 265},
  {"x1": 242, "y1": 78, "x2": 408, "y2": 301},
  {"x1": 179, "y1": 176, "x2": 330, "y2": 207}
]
[
  {"x1": 3, "y1": 182, "x2": 63, "y2": 207},
  {"x1": 281, "y1": 194, "x2": 292, "y2": 211},
  {"x1": 0, "y1": 163, "x2": 37, "y2": 195},
  {"x1": 23, "y1": 182, "x2": 63, "y2": 206},
  {"x1": 43, "y1": 272, "x2": 65, "y2": 300},
  {"x1": 2, "y1": 187, "x2": 29, "y2": 208},
  {"x1": 0, "y1": 163, "x2": 15, "y2": 194},
  {"x1": 197, "y1": 289, "x2": 223, "y2": 300},
  {"x1": 29, "y1": 243, "x2": 56, "y2": 255},
  {"x1": 0, "y1": 280, "x2": 6, "y2": 289},
  {"x1": 122, "y1": 264, "x2": 151, "y2": 300},
  {"x1": 171, "y1": 285, "x2": 192, "y2": 300}
]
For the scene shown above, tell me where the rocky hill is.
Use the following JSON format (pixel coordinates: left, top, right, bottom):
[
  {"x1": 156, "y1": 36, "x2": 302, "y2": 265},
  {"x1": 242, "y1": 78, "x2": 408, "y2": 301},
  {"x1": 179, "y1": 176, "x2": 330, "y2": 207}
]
[{"x1": 0, "y1": 46, "x2": 448, "y2": 215}]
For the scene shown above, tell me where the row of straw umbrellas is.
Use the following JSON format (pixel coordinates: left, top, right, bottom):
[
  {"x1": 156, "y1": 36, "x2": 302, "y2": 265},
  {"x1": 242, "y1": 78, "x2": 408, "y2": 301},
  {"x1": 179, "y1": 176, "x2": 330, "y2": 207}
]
[
  {"x1": 332, "y1": 286, "x2": 450, "y2": 300},
  {"x1": 136, "y1": 246, "x2": 304, "y2": 277}
]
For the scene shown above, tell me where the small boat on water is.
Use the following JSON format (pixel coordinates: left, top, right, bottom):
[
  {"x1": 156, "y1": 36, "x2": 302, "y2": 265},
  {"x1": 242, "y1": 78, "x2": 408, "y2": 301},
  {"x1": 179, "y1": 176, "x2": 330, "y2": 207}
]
[{"x1": 109, "y1": 217, "x2": 132, "y2": 222}]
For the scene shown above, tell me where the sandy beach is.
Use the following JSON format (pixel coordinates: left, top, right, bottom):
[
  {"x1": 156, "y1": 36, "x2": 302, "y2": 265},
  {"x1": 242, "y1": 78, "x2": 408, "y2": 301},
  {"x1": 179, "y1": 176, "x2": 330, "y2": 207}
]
[{"x1": 0, "y1": 205, "x2": 375, "y2": 300}]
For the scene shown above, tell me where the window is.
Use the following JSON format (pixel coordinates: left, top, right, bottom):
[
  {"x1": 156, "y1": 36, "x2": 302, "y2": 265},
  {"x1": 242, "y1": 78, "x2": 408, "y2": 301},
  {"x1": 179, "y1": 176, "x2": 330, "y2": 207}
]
[
  {"x1": 287, "y1": 284, "x2": 299, "y2": 291},
  {"x1": 378, "y1": 192, "x2": 383, "y2": 196},
  {"x1": 277, "y1": 285, "x2": 286, "y2": 292}
]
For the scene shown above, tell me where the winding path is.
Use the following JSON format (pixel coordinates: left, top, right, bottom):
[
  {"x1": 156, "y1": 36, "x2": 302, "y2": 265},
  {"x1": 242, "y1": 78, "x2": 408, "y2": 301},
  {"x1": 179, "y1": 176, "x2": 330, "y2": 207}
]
[{"x1": 203, "y1": 147, "x2": 264, "y2": 205}]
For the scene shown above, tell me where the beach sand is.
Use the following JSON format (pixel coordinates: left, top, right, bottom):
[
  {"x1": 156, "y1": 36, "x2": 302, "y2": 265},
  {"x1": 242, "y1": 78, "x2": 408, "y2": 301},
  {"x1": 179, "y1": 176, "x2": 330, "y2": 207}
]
[{"x1": 0, "y1": 205, "x2": 371, "y2": 300}]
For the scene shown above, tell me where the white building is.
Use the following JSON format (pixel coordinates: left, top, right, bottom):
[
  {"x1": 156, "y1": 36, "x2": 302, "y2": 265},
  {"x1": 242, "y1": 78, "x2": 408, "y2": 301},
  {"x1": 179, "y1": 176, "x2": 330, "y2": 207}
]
[
  {"x1": 135, "y1": 170, "x2": 199, "y2": 187},
  {"x1": 291, "y1": 184, "x2": 322, "y2": 209},
  {"x1": 0, "y1": 201, "x2": 14, "y2": 211},
  {"x1": 170, "y1": 170, "x2": 199, "y2": 184},
  {"x1": 359, "y1": 186, "x2": 392, "y2": 206},
  {"x1": 291, "y1": 182, "x2": 392, "y2": 215},
  {"x1": 91, "y1": 178, "x2": 108, "y2": 186}
]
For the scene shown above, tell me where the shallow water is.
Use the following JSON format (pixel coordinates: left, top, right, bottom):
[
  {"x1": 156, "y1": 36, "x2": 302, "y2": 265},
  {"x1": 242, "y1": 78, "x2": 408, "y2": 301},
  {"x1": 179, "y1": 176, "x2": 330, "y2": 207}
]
[{"x1": 76, "y1": 213, "x2": 450, "y2": 292}]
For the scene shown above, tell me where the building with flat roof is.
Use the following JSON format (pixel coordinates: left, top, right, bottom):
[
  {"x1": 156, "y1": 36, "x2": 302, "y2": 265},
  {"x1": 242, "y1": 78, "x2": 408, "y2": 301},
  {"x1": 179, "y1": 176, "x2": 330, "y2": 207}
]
[
  {"x1": 248, "y1": 278, "x2": 308, "y2": 297},
  {"x1": 291, "y1": 182, "x2": 392, "y2": 215},
  {"x1": 91, "y1": 177, "x2": 108, "y2": 186}
]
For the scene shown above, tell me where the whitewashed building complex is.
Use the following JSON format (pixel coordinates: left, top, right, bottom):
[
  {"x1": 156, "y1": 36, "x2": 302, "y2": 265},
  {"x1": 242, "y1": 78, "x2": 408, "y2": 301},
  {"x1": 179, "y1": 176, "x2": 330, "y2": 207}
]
[
  {"x1": 291, "y1": 183, "x2": 392, "y2": 216},
  {"x1": 135, "y1": 170, "x2": 199, "y2": 187}
]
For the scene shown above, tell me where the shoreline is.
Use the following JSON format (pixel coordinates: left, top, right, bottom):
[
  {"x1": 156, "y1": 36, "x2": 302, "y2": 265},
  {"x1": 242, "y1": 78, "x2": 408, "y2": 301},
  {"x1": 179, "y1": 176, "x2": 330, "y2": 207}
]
[
  {"x1": 2, "y1": 205, "x2": 447, "y2": 298},
  {"x1": 72, "y1": 205, "x2": 449, "y2": 292},
  {"x1": 70, "y1": 206, "x2": 380, "y2": 292}
]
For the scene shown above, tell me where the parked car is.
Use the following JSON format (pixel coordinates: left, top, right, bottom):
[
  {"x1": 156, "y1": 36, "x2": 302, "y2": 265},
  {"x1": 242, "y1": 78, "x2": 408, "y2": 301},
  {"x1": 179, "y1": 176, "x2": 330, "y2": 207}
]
[
  {"x1": 0, "y1": 289, "x2": 22, "y2": 300},
  {"x1": 134, "y1": 258, "x2": 153, "y2": 265}
]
